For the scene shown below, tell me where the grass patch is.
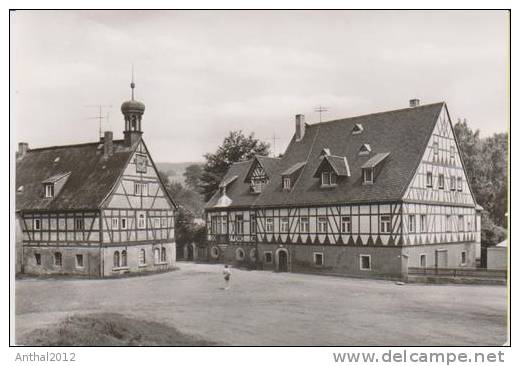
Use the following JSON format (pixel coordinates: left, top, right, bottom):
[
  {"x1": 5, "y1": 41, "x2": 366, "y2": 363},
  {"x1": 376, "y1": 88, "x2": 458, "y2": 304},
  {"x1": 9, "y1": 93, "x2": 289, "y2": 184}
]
[{"x1": 18, "y1": 312, "x2": 219, "y2": 346}]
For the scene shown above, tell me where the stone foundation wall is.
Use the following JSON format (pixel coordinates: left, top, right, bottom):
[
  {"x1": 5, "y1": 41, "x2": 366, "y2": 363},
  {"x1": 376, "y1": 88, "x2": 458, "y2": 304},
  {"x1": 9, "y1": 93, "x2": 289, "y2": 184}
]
[
  {"x1": 22, "y1": 246, "x2": 102, "y2": 277},
  {"x1": 101, "y1": 242, "x2": 176, "y2": 277}
]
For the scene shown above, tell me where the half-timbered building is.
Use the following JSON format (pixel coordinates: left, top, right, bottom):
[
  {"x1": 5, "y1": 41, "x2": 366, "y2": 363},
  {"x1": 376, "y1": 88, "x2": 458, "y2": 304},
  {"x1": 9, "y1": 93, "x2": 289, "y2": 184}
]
[
  {"x1": 15, "y1": 82, "x2": 177, "y2": 277},
  {"x1": 205, "y1": 100, "x2": 482, "y2": 278}
]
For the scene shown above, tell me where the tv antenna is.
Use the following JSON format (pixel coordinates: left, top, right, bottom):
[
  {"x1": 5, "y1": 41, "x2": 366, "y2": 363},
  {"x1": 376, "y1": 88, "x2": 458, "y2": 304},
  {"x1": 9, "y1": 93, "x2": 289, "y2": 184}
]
[
  {"x1": 85, "y1": 105, "x2": 113, "y2": 138},
  {"x1": 314, "y1": 105, "x2": 329, "y2": 123}
]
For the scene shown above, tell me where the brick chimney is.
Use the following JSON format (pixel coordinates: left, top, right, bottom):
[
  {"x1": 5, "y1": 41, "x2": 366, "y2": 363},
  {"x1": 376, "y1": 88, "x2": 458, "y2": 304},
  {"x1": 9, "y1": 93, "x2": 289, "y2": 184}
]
[
  {"x1": 17, "y1": 142, "x2": 29, "y2": 159},
  {"x1": 295, "y1": 114, "x2": 305, "y2": 142},
  {"x1": 103, "y1": 131, "x2": 113, "y2": 157},
  {"x1": 409, "y1": 99, "x2": 420, "y2": 108}
]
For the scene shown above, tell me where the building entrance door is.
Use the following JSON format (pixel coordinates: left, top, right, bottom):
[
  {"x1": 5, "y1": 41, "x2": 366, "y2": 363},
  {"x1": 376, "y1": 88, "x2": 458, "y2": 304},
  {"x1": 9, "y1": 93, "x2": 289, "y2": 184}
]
[
  {"x1": 277, "y1": 250, "x2": 288, "y2": 272},
  {"x1": 435, "y1": 249, "x2": 448, "y2": 268}
]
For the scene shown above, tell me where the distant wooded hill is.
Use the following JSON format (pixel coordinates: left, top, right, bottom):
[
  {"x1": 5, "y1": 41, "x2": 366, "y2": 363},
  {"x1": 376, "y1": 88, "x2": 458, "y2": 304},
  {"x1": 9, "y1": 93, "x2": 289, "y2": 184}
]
[{"x1": 156, "y1": 162, "x2": 203, "y2": 185}]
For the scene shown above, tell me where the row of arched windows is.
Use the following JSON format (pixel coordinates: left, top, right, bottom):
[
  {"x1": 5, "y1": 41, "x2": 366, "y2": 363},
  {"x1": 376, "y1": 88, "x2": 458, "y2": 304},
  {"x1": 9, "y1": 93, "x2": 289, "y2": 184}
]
[{"x1": 113, "y1": 247, "x2": 167, "y2": 268}]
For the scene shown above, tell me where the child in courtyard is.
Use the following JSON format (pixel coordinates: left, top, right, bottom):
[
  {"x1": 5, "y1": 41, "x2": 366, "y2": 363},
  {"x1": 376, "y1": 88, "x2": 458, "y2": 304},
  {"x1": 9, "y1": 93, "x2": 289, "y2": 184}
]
[{"x1": 223, "y1": 265, "x2": 231, "y2": 290}]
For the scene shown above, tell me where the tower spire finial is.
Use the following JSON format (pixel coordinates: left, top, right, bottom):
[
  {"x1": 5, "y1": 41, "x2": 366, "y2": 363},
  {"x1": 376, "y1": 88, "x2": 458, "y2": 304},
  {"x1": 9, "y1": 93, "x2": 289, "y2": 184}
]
[{"x1": 130, "y1": 63, "x2": 135, "y2": 100}]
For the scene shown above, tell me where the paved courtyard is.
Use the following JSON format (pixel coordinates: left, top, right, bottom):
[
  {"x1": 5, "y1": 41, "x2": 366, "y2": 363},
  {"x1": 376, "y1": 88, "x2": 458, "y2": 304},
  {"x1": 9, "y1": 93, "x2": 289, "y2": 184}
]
[{"x1": 15, "y1": 262, "x2": 508, "y2": 346}]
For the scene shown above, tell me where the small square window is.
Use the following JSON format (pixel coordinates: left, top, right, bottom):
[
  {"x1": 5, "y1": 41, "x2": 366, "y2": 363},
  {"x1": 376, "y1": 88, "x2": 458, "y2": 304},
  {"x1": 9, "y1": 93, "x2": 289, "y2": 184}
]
[
  {"x1": 44, "y1": 184, "x2": 54, "y2": 198},
  {"x1": 360, "y1": 255, "x2": 371, "y2": 270},
  {"x1": 363, "y1": 168, "x2": 373, "y2": 184},
  {"x1": 35, "y1": 253, "x2": 41, "y2": 265},
  {"x1": 76, "y1": 254, "x2": 84, "y2": 268},
  {"x1": 314, "y1": 253, "x2": 323, "y2": 266},
  {"x1": 33, "y1": 219, "x2": 41, "y2": 231}
]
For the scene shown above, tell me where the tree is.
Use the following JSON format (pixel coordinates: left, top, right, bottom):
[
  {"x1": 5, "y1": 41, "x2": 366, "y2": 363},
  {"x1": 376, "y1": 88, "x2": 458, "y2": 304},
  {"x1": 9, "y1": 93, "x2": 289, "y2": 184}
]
[
  {"x1": 183, "y1": 164, "x2": 203, "y2": 191},
  {"x1": 199, "y1": 130, "x2": 270, "y2": 201},
  {"x1": 453, "y1": 119, "x2": 508, "y2": 244}
]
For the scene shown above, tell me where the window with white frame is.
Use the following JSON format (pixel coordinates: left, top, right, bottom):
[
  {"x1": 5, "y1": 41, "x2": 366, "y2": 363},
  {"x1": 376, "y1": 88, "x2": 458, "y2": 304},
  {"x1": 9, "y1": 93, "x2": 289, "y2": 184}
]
[
  {"x1": 250, "y1": 214, "x2": 256, "y2": 234},
  {"x1": 235, "y1": 215, "x2": 244, "y2": 234},
  {"x1": 408, "y1": 215, "x2": 416, "y2": 233},
  {"x1": 420, "y1": 214, "x2": 427, "y2": 233},
  {"x1": 113, "y1": 251, "x2": 120, "y2": 268},
  {"x1": 112, "y1": 217, "x2": 119, "y2": 230},
  {"x1": 362, "y1": 168, "x2": 373, "y2": 184},
  {"x1": 438, "y1": 174, "x2": 445, "y2": 190},
  {"x1": 137, "y1": 213, "x2": 146, "y2": 229},
  {"x1": 161, "y1": 247, "x2": 166, "y2": 262},
  {"x1": 360, "y1": 255, "x2": 371, "y2": 270},
  {"x1": 426, "y1": 172, "x2": 433, "y2": 187},
  {"x1": 300, "y1": 217, "x2": 309, "y2": 232},
  {"x1": 134, "y1": 182, "x2": 148, "y2": 196},
  {"x1": 433, "y1": 141, "x2": 439, "y2": 155},
  {"x1": 34, "y1": 218, "x2": 41, "y2": 230},
  {"x1": 280, "y1": 217, "x2": 289, "y2": 232},
  {"x1": 266, "y1": 218, "x2": 274, "y2": 232},
  {"x1": 121, "y1": 218, "x2": 127, "y2": 229},
  {"x1": 321, "y1": 171, "x2": 337, "y2": 186},
  {"x1": 283, "y1": 177, "x2": 291, "y2": 190},
  {"x1": 317, "y1": 217, "x2": 327, "y2": 233},
  {"x1": 264, "y1": 251, "x2": 273, "y2": 263},
  {"x1": 314, "y1": 252, "x2": 323, "y2": 267},
  {"x1": 121, "y1": 250, "x2": 128, "y2": 267},
  {"x1": 446, "y1": 215, "x2": 452, "y2": 232},
  {"x1": 161, "y1": 217, "x2": 168, "y2": 228},
  {"x1": 457, "y1": 176, "x2": 463, "y2": 191},
  {"x1": 139, "y1": 248, "x2": 146, "y2": 265},
  {"x1": 74, "y1": 218, "x2": 84, "y2": 230},
  {"x1": 154, "y1": 217, "x2": 161, "y2": 229},
  {"x1": 341, "y1": 216, "x2": 351, "y2": 233},
  {"x1": 54, "y1": 252, "x2": 62, "y2": 267},
  {"x1": 458, "y1": 215, "x2": 464, "y2": 232},
  {"x1": 76, "y1": 254, "x2": 84, "y2": 268},
  {"x1": 380, "y1": 215, "x2": 391, "y2": 233},
  {"x1": 461, "y1": 251, "x2": 467, "y2": 265},
  {"x1": 450, "y1": 175, "x2": 456, "y2": 191},
  {"x1": 420, "y1": 254, "x2": 426, "y2": 268},
  {"x1": 44, "y1": 183, "x2": 54, "y2": 198}
]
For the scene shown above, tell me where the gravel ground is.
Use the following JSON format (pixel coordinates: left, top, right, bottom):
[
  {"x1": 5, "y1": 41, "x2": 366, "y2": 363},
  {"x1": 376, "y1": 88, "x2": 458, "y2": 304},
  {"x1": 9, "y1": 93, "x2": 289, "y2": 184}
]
[{"x1": 15, "y1": 262, "x2": 508, "y2": 346}]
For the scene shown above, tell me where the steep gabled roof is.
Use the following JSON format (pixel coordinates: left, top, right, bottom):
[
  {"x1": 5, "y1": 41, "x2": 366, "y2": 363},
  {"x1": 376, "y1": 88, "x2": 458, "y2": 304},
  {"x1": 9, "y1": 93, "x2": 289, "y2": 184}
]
[
  {"x1": 255, "y1": 102, "x2": 445, "y2": 207},
  {"x1": 207, "y1": 102, "x2": 446, "y2": 209},
  {"x1": 314, "y1": 155, "x2": 351, "y2": 177},
  {"x1": 16, "y1": 140, "x2": 136, "y2": 211}
]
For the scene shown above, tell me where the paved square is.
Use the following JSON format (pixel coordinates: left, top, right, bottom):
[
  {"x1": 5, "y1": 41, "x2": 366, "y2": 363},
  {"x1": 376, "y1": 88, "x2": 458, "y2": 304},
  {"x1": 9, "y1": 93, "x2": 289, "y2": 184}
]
[{"x1": 15, "y1": 262, "x2": 508, "y2": 346}]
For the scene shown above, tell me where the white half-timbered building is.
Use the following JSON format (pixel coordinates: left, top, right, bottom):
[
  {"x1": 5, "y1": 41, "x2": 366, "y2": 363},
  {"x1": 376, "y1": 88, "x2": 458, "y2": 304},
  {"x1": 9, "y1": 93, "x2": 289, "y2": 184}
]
[
  {"x1": 205, "y1": 100, "x2": 482, "y2": 278},
  {"x1": 15, "y1": 82, "x2": 177, "y2": 277}
]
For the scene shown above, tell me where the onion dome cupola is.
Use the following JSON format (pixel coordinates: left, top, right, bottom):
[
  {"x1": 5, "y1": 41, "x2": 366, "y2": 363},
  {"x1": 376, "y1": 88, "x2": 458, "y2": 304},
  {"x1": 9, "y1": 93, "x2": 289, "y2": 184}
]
[{"x1": 122, "y1": 72, "x2": 145, "y2": 147}]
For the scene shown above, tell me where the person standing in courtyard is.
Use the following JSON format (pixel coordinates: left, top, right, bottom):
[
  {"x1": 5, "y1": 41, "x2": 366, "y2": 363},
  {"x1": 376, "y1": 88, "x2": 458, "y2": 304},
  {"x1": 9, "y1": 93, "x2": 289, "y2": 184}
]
[{"x1": 223, "y1": 265, "x2": 231, "y2": 290}]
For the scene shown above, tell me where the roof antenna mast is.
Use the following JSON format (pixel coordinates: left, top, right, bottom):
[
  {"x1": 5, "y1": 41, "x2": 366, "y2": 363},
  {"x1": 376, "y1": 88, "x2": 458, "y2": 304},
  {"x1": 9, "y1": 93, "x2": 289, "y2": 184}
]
[
  {"x1": 314, "y1": 105, "x2": 329, "y2": 123},
  {"x1": 131, "y1": 63, "x2": 135, "y2": 100},
  {"x1": 85, "y1": 105, "x2": 113, "y2": 138}
]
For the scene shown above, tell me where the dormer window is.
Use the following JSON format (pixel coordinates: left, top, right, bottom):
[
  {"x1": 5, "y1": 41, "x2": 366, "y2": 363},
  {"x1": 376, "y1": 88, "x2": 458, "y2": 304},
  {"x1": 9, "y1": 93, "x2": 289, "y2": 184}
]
[
  {"x1": 283, "y1": 177, "x2": 291, "y2": 190},
  {"x1": 362, "y1": 168, "x2": 373, "y2": 184},
  {"x1": 352, "y1": 123, "x2": 363, "y2": 134},
  {"x1": 321, "y1": 171, "x2": 337, "y2": 186},
  {"x1": 359, "y1": 144, "x2": 371, "y2": 156},
  {"x1": 44, "y1": 183, "x2": 54, "y2": 198}
]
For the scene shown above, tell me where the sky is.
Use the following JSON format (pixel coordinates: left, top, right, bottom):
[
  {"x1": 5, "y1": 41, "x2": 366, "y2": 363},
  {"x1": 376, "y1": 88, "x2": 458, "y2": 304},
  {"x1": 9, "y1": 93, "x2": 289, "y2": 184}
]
[{"x1": 11, "y1": 10, "x2": 509, "y2": 163}]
